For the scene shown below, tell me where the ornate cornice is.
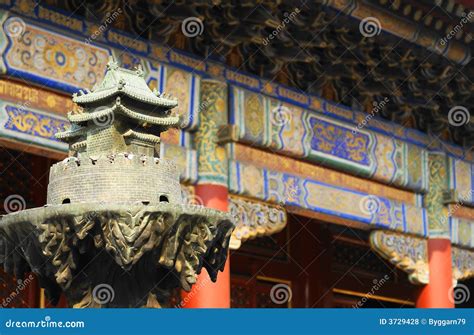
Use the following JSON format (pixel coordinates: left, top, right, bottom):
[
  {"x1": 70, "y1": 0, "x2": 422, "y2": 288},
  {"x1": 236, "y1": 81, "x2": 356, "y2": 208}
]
[
  {"x1": 229, "y1": 195, "x2": 287, "y2": 250},
  {"x1": 181, "y1": 186, "x2": 287, "y2": 250},
  {"x1": 370, "y1": 230, "x2": 474, "y2": 285}
]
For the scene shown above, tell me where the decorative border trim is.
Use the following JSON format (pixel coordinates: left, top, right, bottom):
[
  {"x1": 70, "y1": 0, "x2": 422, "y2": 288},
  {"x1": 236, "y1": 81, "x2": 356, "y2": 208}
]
[{"x1": 229, "y1": 159, "x2": 427, "y2": 237}]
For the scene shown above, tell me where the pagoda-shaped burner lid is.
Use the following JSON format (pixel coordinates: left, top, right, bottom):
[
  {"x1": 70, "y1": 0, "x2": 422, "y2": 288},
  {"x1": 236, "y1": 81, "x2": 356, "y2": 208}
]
[
  {"x1": 56, "y1": 58, "x2": 180, "y2": 156},
  {"x1": 73, "y1": 58, "x2": 178, "y2": 108}
]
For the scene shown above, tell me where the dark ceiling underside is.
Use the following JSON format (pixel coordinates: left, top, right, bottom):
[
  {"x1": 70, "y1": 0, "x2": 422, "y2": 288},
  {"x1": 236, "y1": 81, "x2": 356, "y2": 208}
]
[{"x1": 45, "y1": 0, "x2": 473, "y2": 149}]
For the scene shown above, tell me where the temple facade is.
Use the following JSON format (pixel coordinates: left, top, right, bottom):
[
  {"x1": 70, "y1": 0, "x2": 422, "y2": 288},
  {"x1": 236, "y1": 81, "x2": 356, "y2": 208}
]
[{"x1": 0, "y1": 0, "x2": 473, "y2": 308}]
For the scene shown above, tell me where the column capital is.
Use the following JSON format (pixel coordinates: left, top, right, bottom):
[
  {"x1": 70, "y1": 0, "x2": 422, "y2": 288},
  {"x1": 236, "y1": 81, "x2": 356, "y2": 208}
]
[
  {"x1": 425, "y1": 152, "x2": 450, "y2": 238},
  {"x1": 195, "y1": 80, "x2": 229, "y2": 186}
]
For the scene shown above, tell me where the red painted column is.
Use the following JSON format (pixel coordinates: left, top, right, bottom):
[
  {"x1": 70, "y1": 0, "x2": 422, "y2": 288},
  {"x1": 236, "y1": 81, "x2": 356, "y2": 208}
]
[{"x1": 416, "y1": 239, "x2": 454, "y2": 308}]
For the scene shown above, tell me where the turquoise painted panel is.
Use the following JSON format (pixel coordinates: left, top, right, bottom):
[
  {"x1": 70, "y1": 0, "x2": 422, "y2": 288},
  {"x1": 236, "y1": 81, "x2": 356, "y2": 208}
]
[
  {"x1": 230, "y1": 86, "x2": 428, "y2": 192},
  {"x1": 450, "y1": 216, "x2": 474, "y2": 249},
  {"x1": 448, "y1": 157, "x2": 474, "y2": 206},
  {"x1": 229, "y1": 160, "x2": 427, "y2": 237},
  {"x1": 0, "y1": 101, "x2": 68, "y2": 152}
]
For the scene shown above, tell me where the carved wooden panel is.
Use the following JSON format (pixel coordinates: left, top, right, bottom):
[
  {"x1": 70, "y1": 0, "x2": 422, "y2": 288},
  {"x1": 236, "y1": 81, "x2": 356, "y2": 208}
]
[
  {"x1": 236, "y1": 230, "x2": 289, "y2": 261},
  {"x1": 230, "y1": 279, "x2": 253, "y2": 308},
  {"x1": 231, "y1": 275, "x2": 292, "y2": 308},
  {"x1": 255, "y1": 278, "x2": 291, "y2": 308}
]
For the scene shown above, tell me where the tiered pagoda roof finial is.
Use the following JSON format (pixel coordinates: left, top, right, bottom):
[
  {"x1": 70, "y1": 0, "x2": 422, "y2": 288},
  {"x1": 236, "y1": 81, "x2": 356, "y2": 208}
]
[{"x1": 56, "y1": 58, "x2": 180, "y2": 156}]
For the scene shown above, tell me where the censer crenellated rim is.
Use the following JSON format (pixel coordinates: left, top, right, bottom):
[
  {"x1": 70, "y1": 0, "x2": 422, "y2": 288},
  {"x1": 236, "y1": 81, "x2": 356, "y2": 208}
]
[{"x1": 0, "y1": 202, "x2": 233, "y2": 225}]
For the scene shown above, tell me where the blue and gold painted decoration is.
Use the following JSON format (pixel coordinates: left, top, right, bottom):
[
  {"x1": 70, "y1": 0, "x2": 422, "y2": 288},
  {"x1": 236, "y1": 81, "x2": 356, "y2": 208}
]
[
  {"x1": 0, "y1": 9, "x2": 200, "y2": 185},
  {"x1": 0, "y1": 6, "x2": 472, "y2": 163},
  {"x1": 230, "y1": 86, "x2": 429, "y2": 192},
  {"x1": 309, "y1": 117, "x2": 371, "y2": 165},
  {"x1": 160, "y1": 142, "x2": 197, "y2": 184},
  {"x1": 158, "y1": 65, "x2": 200, "y2": 131},
  {"x1": 0, "y1": 101, "x2": 68, "y2": 152},
  {"x1": 0, "y1": 15, "x2": 111, "y2": 92},
  {"x1": 107, "y1": 29, "x2": 149, "y2": 56},
  {"x1": 448, "y1": 157, "x2": 474, "y2": 207},
  {"x1": 0, "y1": 10, "x2": 200, "y2": 132},
  {"x1": 450, "y1": 217, "x2": 474, "y2": 249},
  {"x1": 229, "y1": 159, "x2": 427, "y2": 237},
  {"x1": 306, "y1": 114, "x2": 375, "y2": 175},
  {"x1": 424, "y1": 152, "x2": 450, "y2": 238},
  {"x1": 195, "y1": 80, "x2": 228, "y2": 186},
  {"x1": 323, "y1": 101, "x2": 353, "y2": 121}
]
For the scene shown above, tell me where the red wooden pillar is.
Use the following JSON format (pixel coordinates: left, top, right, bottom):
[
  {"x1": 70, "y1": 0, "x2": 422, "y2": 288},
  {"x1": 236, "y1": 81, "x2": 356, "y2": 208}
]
[
  {"x1": 181, "y1": 80, "x2": 231, "y2": 308},
  {"x1": 416, "y1": 153, "x2": 454, "y2": 308},
  {"x1": 416, "y1": 239, "x2": 454, "y2": 308}
]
